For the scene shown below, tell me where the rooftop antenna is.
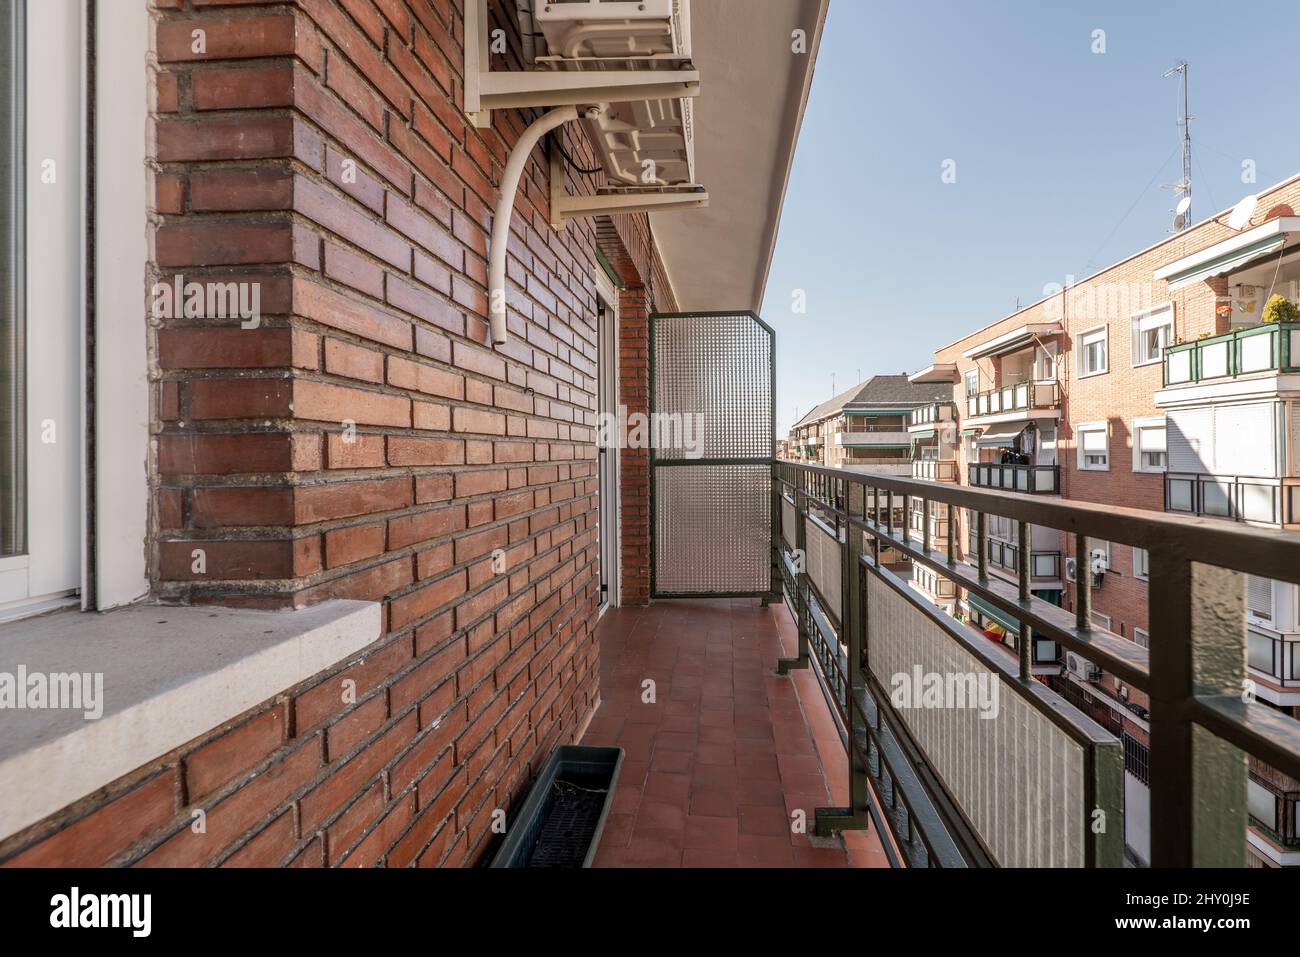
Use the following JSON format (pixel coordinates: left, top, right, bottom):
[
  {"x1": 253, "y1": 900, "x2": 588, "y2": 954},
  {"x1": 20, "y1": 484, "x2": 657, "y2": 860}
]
[
  {"x1": 1162, "y1": 61, "x2": 1193, "y2": 231},
  {"x1": 830, "y1": 372, "x2": 836, "y2": 396}
]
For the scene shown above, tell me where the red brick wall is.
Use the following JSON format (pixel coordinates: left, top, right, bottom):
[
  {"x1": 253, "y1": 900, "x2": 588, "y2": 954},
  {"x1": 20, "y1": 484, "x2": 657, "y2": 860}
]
[{"x1": 1, "y1": 0, "x2": 670, "y2": 868}]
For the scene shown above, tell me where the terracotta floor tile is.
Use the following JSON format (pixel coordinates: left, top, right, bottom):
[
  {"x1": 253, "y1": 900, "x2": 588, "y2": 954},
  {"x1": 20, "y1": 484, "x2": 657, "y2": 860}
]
[
  {"x1": 684, "y1": 814, "x2": 739, "y2": 851},
  {"x1": 695, "y1": 742, "x2": 736, "y2": 766},
  {"x1": 634, "y1": 799, "x2": 686, "y2": 833},
  {"x1": 681, "y1": 848, "x2": 740, "y2": 868},
  {"x1": 794, "y1": 845, "x2": 849, "y2": 868},
  {"x1": 626, "y1": 834, "x2": 684, "y2": 868},
  {"x1": 642, "y1": 771, "x2": 691, "y2": 806},
  {"x1": 738, "y1": 804, "x2": 791, "y2": 837},
  {"x1": 691, "y1": 764, "x2": 739, "y2": 789},
  {"x1": 738, "y1": 834, "x2": 795, "y2": 867},
  {"x1": 689, "y1": 787, "x2": 740, "y2": 818},
  {"x1": 651, "y1": 749, "x2": 695, "y2": 775},
  {"x1": 581, "y1": 599, "x2": 890, "y2": 869}
]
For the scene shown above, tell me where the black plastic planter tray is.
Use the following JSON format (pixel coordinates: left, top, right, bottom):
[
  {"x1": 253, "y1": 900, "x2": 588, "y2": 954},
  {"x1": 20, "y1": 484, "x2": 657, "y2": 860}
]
[{"x1": 490, "y1": 745, "x2": 624, "y2": 868}]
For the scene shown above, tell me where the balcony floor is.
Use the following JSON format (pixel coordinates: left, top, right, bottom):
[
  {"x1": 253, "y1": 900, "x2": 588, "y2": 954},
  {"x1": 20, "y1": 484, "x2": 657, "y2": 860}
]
[{"x1": 582, "y1": 598, "x2": 890, "y2": 867}]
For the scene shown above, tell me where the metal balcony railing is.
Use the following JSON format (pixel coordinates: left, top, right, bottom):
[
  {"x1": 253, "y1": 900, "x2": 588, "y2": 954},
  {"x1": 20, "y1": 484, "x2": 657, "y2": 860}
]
[
  {"x1": 1163, "y1": 321, "x2": 1300, "y2": 386},
  {"x1": 1248, "y1": 757, "x2": 1300, "y2": 851},
  {"x1": 970, "y1": 535, "x2": 1061, "y2": 580},
  {"x1": 772, "y1": 459, "x2": 1300, "y2": 868},
  {"x1": 966, "y1": 380, "x2": 1058, "y2": 418},
  {"x1": 969, "y1": 462, "x2": 1060, "y2": 494},
  {"x1": 1165, "y1": 472, "x2": 1300, "y2": 526},
  {"x1": 912, "y1": 459, "x2": 958, "y2": 482}
]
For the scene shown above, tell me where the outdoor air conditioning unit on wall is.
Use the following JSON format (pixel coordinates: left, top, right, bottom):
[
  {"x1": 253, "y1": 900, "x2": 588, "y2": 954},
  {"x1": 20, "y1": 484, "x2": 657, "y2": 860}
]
[
  {"x1": 1066, "y1": 652, "x2": 1101, "y2": 682},
  {"x1": 1065, "y1": 556, "x2": 1076, "y2": 582},
  {"x1": 1089, "y1": 548, "x2": 1108, "y2": 586},
  {"x1": 535, "y1": 0, "x2": 697, "y2": 188},
  {"x1": 535, "y1": 0, "x2": 692, "y2": 60}
]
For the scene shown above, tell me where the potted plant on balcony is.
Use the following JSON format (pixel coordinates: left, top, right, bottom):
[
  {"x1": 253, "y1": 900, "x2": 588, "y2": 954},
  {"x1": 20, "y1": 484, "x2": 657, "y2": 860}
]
[{"x1": 1262, "y1": 294, "x2": 1300, "y2": 324}]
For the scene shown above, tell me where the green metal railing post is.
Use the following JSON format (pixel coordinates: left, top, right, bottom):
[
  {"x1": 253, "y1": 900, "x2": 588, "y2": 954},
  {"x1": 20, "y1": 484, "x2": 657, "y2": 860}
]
[
  {"x1": 815, "y1": 492, "x2": 872, "y2": 836},
  {"x1": 766, "y1": 460, "x2": 783, "y2": 606},
  {"x1": 778, "y1": 466, "x2": 810, "y2": 675},
  {"x1": 1147, "y1": 553, "x2": 1248, "y2": 866},
  {"x1": 1017, "y1": 520, "x2": 1032, "y2": 681}
]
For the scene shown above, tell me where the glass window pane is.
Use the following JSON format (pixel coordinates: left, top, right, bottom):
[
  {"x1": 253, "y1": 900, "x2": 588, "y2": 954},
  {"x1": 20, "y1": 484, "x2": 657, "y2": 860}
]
[{"x1": 1, "y1": 2, "x2": 25, "y2": 558}]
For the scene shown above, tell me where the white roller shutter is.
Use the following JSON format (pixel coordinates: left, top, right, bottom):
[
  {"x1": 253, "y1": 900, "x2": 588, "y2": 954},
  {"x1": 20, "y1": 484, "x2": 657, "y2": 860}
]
[
  {"x1": 1214, "y1": 403, "x2": 1277, "y2": 478},
  {"x1": 1167, "y1": 408, "x2": 1214, "y2": 473}
]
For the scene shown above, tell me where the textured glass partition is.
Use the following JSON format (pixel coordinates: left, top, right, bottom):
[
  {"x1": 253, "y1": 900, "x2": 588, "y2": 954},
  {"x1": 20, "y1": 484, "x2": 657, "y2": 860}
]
[
  {"x1": 651, "y1": 311, "x2": 774, "y2": 597},
  {"x1": 654, "y1": 464, "x2": 769, "y2": 594}
]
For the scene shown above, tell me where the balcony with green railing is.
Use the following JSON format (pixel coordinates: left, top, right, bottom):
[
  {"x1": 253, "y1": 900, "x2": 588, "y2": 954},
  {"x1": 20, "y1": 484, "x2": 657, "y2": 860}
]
[
  {"x1": 1163, "y1": 322, "x2": 1300, "y2": 387},
  {"x1": 774, "y1": 459, "x2": 1300, "y2": 867},
  {"x1": 969, "y1": 461, "x2": 1060, "y2": 494},
  {"x1": 965, "y1": 380, "x2": 1058, "y2": 420}
]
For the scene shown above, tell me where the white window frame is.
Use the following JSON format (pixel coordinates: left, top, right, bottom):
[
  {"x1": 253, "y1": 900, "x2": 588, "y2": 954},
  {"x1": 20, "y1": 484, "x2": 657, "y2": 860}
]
[
  {"x1": 0, "y1": 1, "x2": 87, "y2": 623},
  {"x1": 964, "y1": 368, "x2": 979, "y2": 397},
  {"x1": 1091, "y1": 611, "x2": 1112, "y2": 631},
  {"x1": 1134, "y1": 627, "x2": 1150, "y2": 649},
  {"x1": 1132, "y1": 415, "x2": 1168, "y2": 474},
  {"x1": 1077, "y1": 421, "x2": 1109, "y2": 471},
  {"x1": 1130, "y1": 303, "x2": 1174, "y2": 368},
  {"x1": 1077, "y1": 325, "x2": 1109, "y2": 378},
  {"x1": 94, "y1": 0, "x2": 150, "y2": 608},
  {"x1": 1132, "y1": 546, "x2": 1150, "y2": 581}
]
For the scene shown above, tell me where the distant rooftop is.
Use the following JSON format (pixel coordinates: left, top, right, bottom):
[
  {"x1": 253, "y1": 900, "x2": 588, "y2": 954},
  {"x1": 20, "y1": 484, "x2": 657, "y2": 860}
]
[{"x1": 791, "y1": 375, "x2": 953, "y2": 430}]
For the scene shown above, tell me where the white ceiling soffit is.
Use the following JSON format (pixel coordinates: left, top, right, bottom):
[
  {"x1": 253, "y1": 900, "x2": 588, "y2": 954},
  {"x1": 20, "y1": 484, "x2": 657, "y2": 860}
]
[{"x1": 649, "y1": 0, "x2": 828, "y2": 312}]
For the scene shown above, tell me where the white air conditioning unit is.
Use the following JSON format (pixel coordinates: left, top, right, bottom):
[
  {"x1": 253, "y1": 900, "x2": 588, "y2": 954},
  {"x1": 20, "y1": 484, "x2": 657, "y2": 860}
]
[
  {"x1": 1066, "y1": 651, "x2": 1101, "y2": 682},
  {"x1": 535, "y1": 0, "x2": 697, "y2": 188},
  {"x1": 1089, "y1": 548, "x2": 1108, "y2": 586},
  {"x1": 535, "y1": 0, "x2": 692, "y2": 60},
  {"x1": 1065, "y1": 556, "x2": 1077, "y2": 582}
]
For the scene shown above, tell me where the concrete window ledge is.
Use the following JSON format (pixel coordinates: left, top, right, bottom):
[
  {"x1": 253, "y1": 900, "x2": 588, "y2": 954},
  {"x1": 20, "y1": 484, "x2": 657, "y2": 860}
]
[{"x1": 0, "y1": 599, "x2": 381, "y2": 840}]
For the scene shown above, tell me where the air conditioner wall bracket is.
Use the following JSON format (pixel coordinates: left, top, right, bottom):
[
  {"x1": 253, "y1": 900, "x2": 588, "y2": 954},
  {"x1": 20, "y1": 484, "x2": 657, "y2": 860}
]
[{"x1": 548, "y1": 147, "x2": 708, "y2": 228}]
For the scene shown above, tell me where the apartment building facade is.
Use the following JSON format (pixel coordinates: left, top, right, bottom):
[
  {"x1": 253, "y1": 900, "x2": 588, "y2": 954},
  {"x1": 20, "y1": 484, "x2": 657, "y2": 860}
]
[
  {"x1": 786, "y1": 375, "x2": 952, "y2": 473},
  {"x1": 0, "y1": 0, "x2": 826, "y2": 868},
  {"x1": 907, "y1": 173, "x2": 1300, "y2": 867}
]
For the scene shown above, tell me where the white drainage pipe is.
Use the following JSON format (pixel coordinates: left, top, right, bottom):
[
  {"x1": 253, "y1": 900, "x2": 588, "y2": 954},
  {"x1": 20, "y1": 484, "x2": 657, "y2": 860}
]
[{"x1": 488, "y1": 106, "x2": 585, "y2": 345}]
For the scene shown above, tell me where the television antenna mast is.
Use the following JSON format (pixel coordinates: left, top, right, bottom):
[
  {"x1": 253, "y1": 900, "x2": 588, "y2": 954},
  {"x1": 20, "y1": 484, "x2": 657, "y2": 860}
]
[{"x1": 1162, "y1": 61, "x2": 1193, "y2": 231}]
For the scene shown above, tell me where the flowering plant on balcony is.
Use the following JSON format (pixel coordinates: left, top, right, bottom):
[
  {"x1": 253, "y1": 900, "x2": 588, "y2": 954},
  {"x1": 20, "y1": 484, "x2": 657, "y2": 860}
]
[{"x1": 1262, "y1": 294, "x2": 1300, "y2": 324}]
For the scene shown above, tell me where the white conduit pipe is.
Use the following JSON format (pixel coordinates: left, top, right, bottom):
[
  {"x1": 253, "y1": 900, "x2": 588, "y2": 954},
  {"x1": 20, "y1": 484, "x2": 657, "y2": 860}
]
[{"x1": 488, "y1": 105, "x2": 581, "y2": 345}]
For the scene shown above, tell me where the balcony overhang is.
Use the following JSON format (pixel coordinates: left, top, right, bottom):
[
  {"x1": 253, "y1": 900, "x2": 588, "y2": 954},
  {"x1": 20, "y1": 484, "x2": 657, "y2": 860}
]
[
  {"x1": 649, "y1": 0, "x2": 829, "y2": 312},
  {"x1": 1154, "y1": 217, "x2": 1300, "y2": 291},
  {"x1": 909, "y1": 363, "x2": 959, "y2": 384},
  {"x1": 1155, "y1": 372, "x2": 1300, "y2": 408},
  {"x1": 962, "y1": 322, "x2": 1062, "y2": 361}
]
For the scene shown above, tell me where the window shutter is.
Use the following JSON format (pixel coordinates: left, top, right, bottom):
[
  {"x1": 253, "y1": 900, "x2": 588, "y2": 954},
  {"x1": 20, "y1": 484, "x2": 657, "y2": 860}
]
[
  {"x1": 1167, "y1": 408, "x2": 1213, "y2": 473},
  {"x1": 1248, "y1": 575, "x2": 1273, "y2": 622}
]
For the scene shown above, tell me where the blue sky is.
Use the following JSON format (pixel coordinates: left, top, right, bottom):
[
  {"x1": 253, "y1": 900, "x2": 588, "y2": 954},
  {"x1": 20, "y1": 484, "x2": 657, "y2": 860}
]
[{"x1": 761, "y1": 0, "x2": 1300, "y2": 435}]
